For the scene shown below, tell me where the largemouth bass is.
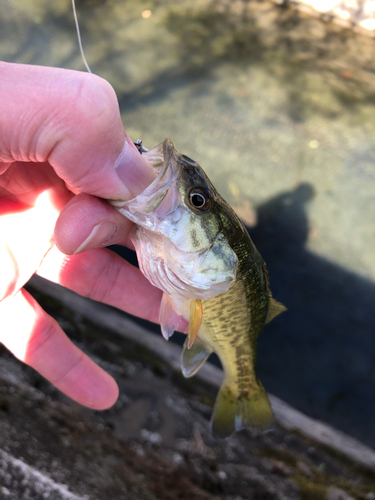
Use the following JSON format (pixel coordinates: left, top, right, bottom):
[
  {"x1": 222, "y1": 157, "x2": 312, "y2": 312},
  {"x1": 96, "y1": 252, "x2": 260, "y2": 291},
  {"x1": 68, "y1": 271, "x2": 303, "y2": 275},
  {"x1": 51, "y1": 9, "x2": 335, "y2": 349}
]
[{"x1": 111, "y1": 139, "x2": 285, "y2": 437}]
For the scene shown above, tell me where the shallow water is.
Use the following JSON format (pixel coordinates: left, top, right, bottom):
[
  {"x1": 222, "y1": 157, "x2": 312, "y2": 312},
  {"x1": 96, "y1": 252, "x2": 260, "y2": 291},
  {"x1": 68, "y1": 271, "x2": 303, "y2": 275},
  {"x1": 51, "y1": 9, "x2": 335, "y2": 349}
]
[{"x1": 1, "y1": 0, "x2": 375, "y2": 447}]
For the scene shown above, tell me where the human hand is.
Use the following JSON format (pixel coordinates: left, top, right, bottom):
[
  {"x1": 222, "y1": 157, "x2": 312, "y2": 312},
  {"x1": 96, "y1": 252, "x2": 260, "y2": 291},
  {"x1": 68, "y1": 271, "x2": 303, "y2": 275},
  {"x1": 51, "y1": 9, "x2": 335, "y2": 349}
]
[{"x1": 0, "y1": 62, "x2": 161, "y2": 409}]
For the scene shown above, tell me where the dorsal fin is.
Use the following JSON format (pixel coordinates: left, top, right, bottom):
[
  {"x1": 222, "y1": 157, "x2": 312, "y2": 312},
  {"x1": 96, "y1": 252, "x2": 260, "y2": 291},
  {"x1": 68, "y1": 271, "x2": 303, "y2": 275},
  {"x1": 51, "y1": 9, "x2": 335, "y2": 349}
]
[
  {"x1": 261, "y1": 258, "x2": 286, "y2": 323},
  {"x1": 266, "y1": 297, "x2": 287, "y2": 324}
]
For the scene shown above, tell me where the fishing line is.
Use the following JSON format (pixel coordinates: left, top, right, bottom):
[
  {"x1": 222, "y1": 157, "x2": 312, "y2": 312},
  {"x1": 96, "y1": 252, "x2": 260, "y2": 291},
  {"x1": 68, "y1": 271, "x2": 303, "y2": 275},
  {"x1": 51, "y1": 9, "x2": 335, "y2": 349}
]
[
  {"x1": 71, "y1": 0, "x2": 92, "y2": 74},
  {"x1": 71, "y1": 1, "x2": 148, "y2": 154}
]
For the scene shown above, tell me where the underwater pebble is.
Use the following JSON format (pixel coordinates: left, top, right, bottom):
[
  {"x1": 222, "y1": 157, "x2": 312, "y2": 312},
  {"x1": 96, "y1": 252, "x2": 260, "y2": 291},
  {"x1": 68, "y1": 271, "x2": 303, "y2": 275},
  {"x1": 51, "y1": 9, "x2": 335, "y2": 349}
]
[
  {"x1": 296, "y1": 460, "x2": 314, "y2": 478},
  {"x1": 270, "y1": 460, "x2": 293, "y2": 476},
  {"x1": 327, "y1": 486, "x2": 355, "y2": 500},
  {"x1": 217, "y1": 470, "x2": 228, "y2": 481},
  {"x1": 140, "y1": 429, "x2": 163, "y2": 445},
  {"x1": 172, "y1": 453, "x2": 184, "y2": 466},
  {"x1": 1, "y1": 486, "x2": 11, "y2": 497}
]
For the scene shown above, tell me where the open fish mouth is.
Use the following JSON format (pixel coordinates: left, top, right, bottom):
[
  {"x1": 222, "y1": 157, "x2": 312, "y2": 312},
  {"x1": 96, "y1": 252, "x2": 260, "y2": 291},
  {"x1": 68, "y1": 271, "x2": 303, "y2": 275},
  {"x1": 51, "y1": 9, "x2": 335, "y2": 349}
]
[{"x1": 110, "y1": 140, "x2": 181, "y2": 230}]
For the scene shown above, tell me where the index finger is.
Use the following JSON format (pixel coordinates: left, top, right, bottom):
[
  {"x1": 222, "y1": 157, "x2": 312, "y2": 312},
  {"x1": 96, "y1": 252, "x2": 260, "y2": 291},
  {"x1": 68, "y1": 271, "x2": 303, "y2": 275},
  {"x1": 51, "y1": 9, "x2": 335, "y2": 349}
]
[{"x1": 0, "y1": 62, "x2": 155, "y2": 200}]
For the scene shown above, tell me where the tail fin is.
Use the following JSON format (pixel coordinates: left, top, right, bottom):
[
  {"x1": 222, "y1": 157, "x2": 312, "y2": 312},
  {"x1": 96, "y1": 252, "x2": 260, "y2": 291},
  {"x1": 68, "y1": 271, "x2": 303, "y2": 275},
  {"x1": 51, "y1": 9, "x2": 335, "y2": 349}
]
[{"x1": 211, "y1": 381, "x2": 273, "y2": 438}]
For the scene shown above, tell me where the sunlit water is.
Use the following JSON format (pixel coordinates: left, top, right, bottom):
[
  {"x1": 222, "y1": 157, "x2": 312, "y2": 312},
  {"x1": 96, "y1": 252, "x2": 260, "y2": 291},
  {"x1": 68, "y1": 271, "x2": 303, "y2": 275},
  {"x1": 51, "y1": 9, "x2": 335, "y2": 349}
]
[{"x1": 1, "y1": 0, "x2": 375, "y2": 447}]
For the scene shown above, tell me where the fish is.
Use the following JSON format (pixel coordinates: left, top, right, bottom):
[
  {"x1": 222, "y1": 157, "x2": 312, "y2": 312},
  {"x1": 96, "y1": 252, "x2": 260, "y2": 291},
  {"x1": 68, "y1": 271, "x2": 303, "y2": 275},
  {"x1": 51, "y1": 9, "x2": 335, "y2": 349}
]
[{"x1": 111, "y1": 139, "x2": 286, "y2": 437}]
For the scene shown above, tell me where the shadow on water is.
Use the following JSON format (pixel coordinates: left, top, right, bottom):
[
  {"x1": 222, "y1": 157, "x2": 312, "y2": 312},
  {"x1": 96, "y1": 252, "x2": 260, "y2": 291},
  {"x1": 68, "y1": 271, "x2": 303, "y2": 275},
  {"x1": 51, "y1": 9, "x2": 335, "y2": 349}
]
[
  {"x1": 249, "y1": 183, "x2": 375, "y2": 447},
  {"x1": 114, "y1": 184, "x2": 375, "y2": 448}
]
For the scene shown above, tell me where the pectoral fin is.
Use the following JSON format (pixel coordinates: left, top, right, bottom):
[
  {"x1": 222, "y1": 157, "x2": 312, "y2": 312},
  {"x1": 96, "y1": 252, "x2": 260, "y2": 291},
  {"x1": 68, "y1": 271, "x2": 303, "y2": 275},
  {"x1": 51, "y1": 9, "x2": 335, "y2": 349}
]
[
  {"x1": 265, "y1": 297, "x2": 287, "y2": 324},
  {"x1": 187, "y1": 299, "x2": 203, "y2": 349},
  {"x1": 159, "y1": 293, "x2": 183, "y2": 340},
  {"x1": 181, "y1": 336, "x2": 212, "y2": 378}
]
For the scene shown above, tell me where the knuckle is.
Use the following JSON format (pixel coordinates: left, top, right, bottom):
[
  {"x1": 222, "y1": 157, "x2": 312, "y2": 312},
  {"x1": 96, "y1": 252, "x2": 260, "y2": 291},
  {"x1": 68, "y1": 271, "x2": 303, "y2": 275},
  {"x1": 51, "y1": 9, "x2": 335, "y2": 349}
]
[
  {"x1": 24, "y1": 314, "x2": 57, "y2": 364},
  {"x1": 70, "y1": 73, "x2": 119, "y2": 132},
  {"x1": 51, "y1": 350, "x2": 85, "y2": 387},
  {"x1": 86, "y1": 252, "x2": 120, "y2": 304}
]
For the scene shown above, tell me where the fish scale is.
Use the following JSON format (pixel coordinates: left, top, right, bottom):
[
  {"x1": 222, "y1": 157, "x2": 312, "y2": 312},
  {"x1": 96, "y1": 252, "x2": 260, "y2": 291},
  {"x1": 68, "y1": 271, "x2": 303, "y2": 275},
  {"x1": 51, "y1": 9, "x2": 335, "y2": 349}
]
[{"x1": 201, "y1": 272, "x2": 262, "y2": 391}]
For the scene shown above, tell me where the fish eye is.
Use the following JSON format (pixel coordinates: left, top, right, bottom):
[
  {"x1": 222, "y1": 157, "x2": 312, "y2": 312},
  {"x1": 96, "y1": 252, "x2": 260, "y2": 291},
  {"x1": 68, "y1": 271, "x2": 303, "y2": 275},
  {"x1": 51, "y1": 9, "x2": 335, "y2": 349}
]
[{"x1": 188, "y1": 188, "x2": 211, "y2": 211}]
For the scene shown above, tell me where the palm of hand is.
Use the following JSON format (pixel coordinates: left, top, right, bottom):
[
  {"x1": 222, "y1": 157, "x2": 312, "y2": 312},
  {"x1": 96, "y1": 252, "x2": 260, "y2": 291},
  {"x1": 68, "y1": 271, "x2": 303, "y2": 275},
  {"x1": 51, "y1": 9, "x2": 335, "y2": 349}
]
[{"x1": 0, "y1": 161, "x2": 73, "y2": 299}]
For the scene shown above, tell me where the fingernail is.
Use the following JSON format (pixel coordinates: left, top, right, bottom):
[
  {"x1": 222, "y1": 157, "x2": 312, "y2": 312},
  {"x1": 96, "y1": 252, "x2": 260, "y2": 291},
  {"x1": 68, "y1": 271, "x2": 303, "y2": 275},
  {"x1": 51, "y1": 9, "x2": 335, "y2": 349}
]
[
  {"x1": 74, "y1": 222, "x2": 117, "y2": 254},
  {"x1": 115, "y1": 138, "x2": 156, "y2": 199}
]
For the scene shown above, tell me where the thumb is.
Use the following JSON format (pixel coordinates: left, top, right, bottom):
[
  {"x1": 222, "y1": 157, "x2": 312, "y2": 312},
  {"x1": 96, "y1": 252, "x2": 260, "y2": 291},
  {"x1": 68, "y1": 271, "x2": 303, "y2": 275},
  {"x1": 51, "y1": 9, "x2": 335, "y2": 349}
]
[{"x1": 0, "y1": 62, "x2": 155, "y2": 200}]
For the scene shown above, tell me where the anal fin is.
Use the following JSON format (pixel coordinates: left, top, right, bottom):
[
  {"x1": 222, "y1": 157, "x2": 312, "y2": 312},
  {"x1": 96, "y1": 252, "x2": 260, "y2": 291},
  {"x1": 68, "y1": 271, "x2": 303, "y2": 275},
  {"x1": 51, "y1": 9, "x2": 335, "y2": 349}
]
[{"x1": 181, "y1": 336, "x2": 212, "y2": 378}]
